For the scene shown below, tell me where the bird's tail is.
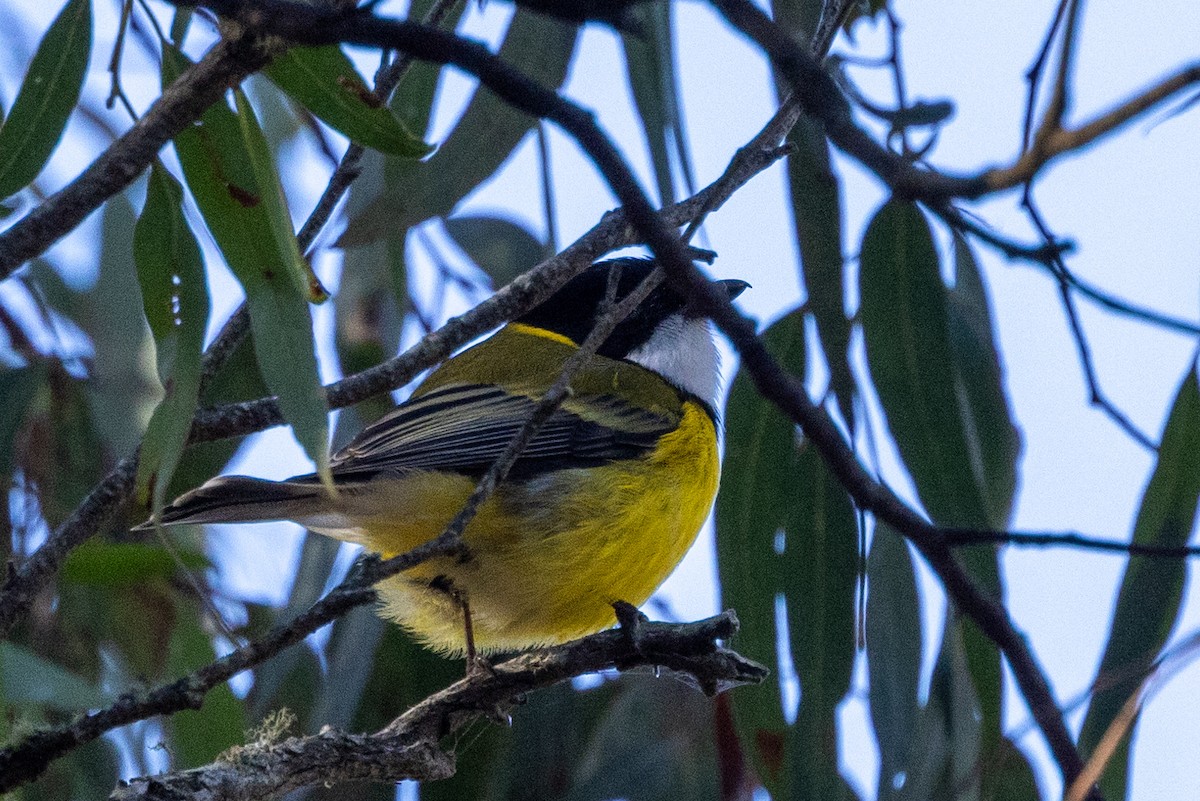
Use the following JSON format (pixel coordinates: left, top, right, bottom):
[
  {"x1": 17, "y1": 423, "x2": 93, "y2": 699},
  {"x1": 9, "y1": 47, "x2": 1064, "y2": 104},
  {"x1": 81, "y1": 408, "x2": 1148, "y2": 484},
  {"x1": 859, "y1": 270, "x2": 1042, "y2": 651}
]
[{"x1": 131, "y1": 475, "x2": 326, "y2": 530}]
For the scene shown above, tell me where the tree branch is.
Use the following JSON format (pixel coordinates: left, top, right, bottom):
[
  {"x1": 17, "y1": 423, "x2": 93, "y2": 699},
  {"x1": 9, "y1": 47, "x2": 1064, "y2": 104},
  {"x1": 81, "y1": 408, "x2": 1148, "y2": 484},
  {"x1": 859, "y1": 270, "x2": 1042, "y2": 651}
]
[{"x1": 109, "y1": 612, "x2": 765, "y2": 801}]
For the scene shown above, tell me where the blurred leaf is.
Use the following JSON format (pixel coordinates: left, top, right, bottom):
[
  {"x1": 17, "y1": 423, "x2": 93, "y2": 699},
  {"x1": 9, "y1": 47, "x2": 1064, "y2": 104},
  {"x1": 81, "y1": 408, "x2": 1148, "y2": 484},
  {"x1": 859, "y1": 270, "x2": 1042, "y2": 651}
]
[
  {"x1": 445, "y1": 213, "x2": 547, "y2": 288},
  {"x1": 868, "y1": 525, "x2": 922, "y2": 801},
  {"x1": 341, "y1": 12, "x2": 579, "y2": 247},
  {"x1": 947, "y1": 234, "x2": 1020, "y2": 528},
  {"x1": 248, "y1": 532, "x2": 342, "y2": 720},
  {"x1": 859, "y1": 199, "x2": 990, "y2": 527},
  {"x1": 0, "y1": 0, "x2": 92, "y2": 199},
  {"x1": 766, "y1": 0, "x2": 852, "y2": 430},
  {"x1": 79, "y1": 194, "x2": 159, "y2": 458},
  {"x1": 0, "y1": 364, "x2": 45, "y2": 477},
  {"x1": 309, "y1": 605, "x2": 385, "y2": 730},
  {"x1": 621, "y1": 0, "x2": 692, "y2": 205},
  {"x1": 264, "y1": 45, "x2": 431, "y2": 157},
  {"x1": 566, "y1": 678, "x2": 720, "y2": 801},
  {"x1": 990, "y1": 738, "x2": 1042, "y2": 801},
  {"x1": 861, "y1": 203, "x2": 1007, "y2": 790},
  {"x1": 898, "y1": 618, "x2": 981, "y2": 801},
  {"x1": 61, "y1": 541, "x2": 206, "y2": 586},
  {"x1": 716, "y1": 309, "x2": 804, "y2": 796},
  {"x1": 1079, "y1": 362, "x2": 1200, "y2": 800},
  {"x1": 784, "y1": 443, "x2": 858, "y2": 801},
  {"x1": 134, "y1": 163, "x2": 210, "y2": 516},
  {"x1": 1, "y1": 641, "x2": 105, "y2": 709},
  {"x1": 167, "y1": 45, "x2": 331, "y2": 487},
  {"x1": 166, "y1": 602, "x2": 245, "y2": 766},
  {"x1": 389, "y1": 0, "x2": 468, "y2": 139}
]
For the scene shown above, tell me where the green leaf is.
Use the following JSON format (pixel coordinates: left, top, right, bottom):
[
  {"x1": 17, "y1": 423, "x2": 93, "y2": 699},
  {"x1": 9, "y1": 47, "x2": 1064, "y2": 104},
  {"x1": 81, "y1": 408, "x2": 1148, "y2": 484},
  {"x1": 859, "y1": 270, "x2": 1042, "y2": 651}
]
[
  {"x1": 264, "y1": 45, "x2": 431, "y2": 157},
  {"x1": 1, "y1": 642, "x2": 106, "y2": 709},
  {"x1": 715, "y1": 309, "x2": 805, "y2": 796},
  {"x1": 0, "y1": 364, "x2": 45, "y2": 477},
  {"x1": 444, "y1": 213, "x2": 547, "y2": 288},
  {"x1": 868, "y1": 525, "x2": 923, "y2": 801},
  {"x1": 61, "y1": 541, "x2": 206, "y2": 586},
  {"x1": 232, "y1": 88, "x2": 328, "y2": 304},
  {"x1": 947, "y1": 234, "x2": 1021, "y2": 528},
  {"x1": 1079, "y1": 362, "x2": 1200, "y2": 800},
  {"x1": 134, "y1": 163, "x2": 211, "y2": 517},
  {"x1": 859, "y1": 199, "x2": 990, "y2": 527},
  {"x1": 389, "y1": 0, "x2": 468, "y2": 140},
  {"x1": 340, "y1": 11, "x2": 579, "y2": 247},
  {"x1": 897, "y1": 618, "x2": 981, "y2": 801},
  {"x1": 0, "y1": 0, "x2": 92, "y2": 199},
  {"x1": 167, "y1": 45, "x2": 331, "y2": 487},
  {"x1": 620, "y1": 0, "x2": 692, "y2": 206},
  {"x1": 784, "y1": 443, "x2": 858, "y2": 801},
  {"x1": 166, "y1": 601, "x2": 245, "y2": 766},
  {"x1": 78, "y1": 194, "x2": 160, "y2": 458}
]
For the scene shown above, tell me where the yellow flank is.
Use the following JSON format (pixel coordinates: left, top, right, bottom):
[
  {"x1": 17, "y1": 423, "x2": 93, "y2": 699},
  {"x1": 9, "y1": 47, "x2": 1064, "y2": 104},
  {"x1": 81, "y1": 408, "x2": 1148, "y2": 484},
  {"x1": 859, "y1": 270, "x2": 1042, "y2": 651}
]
[{"x1": 307, "y1": 402, "x2": 719, "y2": 656}]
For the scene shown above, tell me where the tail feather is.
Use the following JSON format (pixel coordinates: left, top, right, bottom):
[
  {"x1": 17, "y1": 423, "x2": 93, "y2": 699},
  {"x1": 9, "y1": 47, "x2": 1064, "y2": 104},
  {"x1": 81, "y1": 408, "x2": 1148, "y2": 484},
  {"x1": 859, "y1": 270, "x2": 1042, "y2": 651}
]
[{"x1": 133, "y1": 475, "x2": 325, "y2": 530}]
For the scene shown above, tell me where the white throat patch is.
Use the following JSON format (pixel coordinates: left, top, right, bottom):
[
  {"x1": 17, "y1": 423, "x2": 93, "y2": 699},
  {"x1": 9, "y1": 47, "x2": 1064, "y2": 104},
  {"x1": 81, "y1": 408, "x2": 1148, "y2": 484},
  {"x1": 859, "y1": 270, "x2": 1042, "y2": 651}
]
[{"x1": 624, "y1": 314, "x2": 721, "y2": 406}]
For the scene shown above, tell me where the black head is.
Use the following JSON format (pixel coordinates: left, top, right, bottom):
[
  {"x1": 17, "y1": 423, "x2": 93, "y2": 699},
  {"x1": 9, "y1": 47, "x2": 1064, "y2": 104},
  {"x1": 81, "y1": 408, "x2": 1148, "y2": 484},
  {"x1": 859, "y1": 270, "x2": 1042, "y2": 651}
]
[{"x1": 516, "y1": 257, "x2": 747, "y2": 360}]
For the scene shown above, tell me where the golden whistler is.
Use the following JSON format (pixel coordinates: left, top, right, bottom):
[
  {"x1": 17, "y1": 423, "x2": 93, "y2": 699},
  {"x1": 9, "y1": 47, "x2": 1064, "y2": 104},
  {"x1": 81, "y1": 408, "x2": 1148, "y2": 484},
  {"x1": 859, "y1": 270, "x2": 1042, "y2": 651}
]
[{"x1": 139, "y1": 259, "x2": 747, "y2": 657}]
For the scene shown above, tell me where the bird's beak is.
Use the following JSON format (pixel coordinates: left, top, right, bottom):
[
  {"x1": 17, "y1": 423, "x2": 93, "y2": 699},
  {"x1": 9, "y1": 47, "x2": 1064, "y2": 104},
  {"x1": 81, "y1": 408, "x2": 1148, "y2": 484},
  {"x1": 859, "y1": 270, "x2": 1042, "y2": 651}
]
[{"x1": 718, "y1": 278, "x2": 751, "y2": 300}]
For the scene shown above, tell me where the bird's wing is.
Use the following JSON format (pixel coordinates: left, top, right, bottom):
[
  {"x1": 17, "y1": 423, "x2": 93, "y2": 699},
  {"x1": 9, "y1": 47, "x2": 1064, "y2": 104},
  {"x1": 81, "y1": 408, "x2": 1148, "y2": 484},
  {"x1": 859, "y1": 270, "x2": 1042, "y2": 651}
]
[{"x1": 325, "y1": 382, "x2": 677, "y2": 481}]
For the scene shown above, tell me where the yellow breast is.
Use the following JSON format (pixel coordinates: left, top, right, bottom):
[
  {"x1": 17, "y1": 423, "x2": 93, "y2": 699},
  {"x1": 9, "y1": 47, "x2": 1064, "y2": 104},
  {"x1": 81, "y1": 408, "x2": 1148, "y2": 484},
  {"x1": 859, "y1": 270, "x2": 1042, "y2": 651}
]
[{"x1": 340, "y1": 401, "x2": 719, "y2": 655}]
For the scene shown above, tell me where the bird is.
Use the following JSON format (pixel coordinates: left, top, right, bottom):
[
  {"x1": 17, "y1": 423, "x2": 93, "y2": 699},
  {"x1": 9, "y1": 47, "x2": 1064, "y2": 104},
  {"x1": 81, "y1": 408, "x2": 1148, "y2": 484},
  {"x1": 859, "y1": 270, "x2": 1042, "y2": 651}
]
[{"x1": 139, "y1": 257, "x2": 748, "y2": 660}]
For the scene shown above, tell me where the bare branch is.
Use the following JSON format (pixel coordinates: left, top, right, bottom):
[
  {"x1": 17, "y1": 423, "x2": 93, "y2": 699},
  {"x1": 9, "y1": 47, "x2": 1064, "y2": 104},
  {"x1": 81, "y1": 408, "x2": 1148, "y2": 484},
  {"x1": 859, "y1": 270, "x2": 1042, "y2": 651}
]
[{"x1": 109, "y1": 612, "x2": 765, "y2": 801}]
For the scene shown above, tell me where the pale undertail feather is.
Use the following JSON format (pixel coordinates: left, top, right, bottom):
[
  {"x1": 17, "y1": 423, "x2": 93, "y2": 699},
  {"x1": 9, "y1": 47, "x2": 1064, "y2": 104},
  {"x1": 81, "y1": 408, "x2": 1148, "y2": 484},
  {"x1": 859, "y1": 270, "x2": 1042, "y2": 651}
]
[{"x1": 132, "y1": 475, "x2": 324, "y2": 530}]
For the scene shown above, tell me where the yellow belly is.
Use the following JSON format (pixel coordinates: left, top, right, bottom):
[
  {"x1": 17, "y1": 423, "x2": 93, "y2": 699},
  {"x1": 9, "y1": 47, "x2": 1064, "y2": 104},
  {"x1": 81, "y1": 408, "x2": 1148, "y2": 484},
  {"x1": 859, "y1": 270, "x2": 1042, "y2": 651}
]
[{"x1": 313, "y1": 402, "x2": 719, "y2": 655}]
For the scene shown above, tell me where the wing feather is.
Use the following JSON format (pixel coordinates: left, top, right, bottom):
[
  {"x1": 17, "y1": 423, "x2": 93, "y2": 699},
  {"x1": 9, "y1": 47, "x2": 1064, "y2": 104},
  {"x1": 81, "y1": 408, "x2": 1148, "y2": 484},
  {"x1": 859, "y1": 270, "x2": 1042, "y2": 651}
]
[{"x1": 325, "y1": 383, "x2": 676, "y2": 480}]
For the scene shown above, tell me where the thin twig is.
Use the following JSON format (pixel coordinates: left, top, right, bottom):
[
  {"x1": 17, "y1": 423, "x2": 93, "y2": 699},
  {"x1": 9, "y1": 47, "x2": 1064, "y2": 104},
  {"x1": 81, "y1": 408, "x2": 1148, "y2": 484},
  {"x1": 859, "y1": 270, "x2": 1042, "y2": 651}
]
[{"x1": 944, "y1": 528, "x2": 1200, "y2": 559}]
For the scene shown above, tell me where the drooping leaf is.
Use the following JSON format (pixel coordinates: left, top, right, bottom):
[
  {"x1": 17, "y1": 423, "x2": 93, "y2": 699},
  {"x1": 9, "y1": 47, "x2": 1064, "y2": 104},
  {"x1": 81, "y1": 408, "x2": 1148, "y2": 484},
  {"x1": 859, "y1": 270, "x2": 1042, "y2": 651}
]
[
  {"x1": 166, "y1": 600, "x2": 245, "y2": 766},
  {"x1": 784, "y1": 443, "x2": 858, "y2": 801},
  {"x1": 61, "y1": 541, "x2": 206, "y2": 586},
  {"x1": 868, "y1": 524, "x2": 923, "y2": 801},
  {"x1": 166, "y1": 45, "x2": 331, "y2": 487},
  {"x1": 0, "y1": 641, "x2": 106, "y2": 709},
  {"x1": 895, "y1": 618, "x2": 981, "y2": 801},
  {"x1": 264, "y1": 45, "x2": 431, "y2": 157},
  {"x1": 340, "y1": 11, "x2": 579, "y2": 247},
  {"x1": 1079, "y1": 362, "x2": 1200, "y2": 800},
  {"x1": 389, "y1": 0, "x2": 469, "y2": 139},
  {"x1": 859, "y1": 199, "x2": 990, "y2": 528},
  {"x1": 0, "y1": 0, "x2": 92, "y2": 199},
  {"x1": 860, "y1": 201, "x2": 1007, "y2": 787},
  {"x1": 134, "y1": 163, "x2": 210, "y2": 516},
  {"x1": 766, "y1": 0, "x2": 852, "y2": 431},
  {"x1": 444, "y1": 213, "x2": 548, "y2": 288},
  {"x1": 620, "y1": 0, "x2": 693, "y2": 206},
  {"x1": 946, "y1": 234, "x2": 1021, "y2": 528},
  {"x1": 715, "y1": 309, "x2": 804, "y2": 796}
]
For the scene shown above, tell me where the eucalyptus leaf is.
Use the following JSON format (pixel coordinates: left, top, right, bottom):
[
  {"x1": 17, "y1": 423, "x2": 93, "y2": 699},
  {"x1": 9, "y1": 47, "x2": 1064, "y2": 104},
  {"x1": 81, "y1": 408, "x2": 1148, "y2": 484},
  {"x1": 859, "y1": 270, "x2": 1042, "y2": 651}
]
[
  {"x1": 1, "y1": 642, "x2": 106, "y2": 710},
  {"x1": 0, "y1": 0, "x2": 92, "y2": 199},
  {"x1": 1079, "y1": 362, "x2": 1200, "y2": 800},
  {"x1": 715, "y1": 309, "x2": 805, "y2": 796},
  {"x1": 868, "y1": 524, "x2": 922, "y2": 801},
  {"x1": 134, "y1": 163, "x2": 210, "y2": 516},
  {"x1": 445, "y1": 213, "x2": 547, "y2": 288},
  {"x1": 340, "y1": 11, "x2": 579, "y2": 247},
  {"x1": 264, "y1": 45, "x2": 431, "y2": 157},
  {"x1": 167, "y1": 45, "x2": 331, "y2": 487},
  {"x1": 859, "y1": 199, "x2": 990, "y2": 527}
]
